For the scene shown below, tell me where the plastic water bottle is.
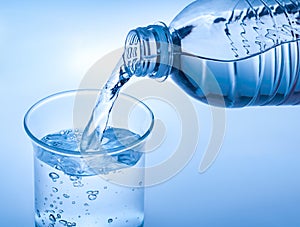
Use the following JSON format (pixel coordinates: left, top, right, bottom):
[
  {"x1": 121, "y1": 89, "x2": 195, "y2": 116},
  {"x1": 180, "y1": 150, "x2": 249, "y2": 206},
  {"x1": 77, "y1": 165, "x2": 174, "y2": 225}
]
[{"x1": 123, "y1": 0, "x2": 300, "y2": 107}]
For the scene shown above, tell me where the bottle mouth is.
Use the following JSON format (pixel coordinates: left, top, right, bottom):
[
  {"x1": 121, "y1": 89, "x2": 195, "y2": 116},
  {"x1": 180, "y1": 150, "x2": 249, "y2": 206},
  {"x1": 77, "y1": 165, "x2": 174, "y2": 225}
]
[
  {"x1": 123, "y1": 30, "x2": 142, "y2": 76},
  {"x1": 123, "y1": 23, "x2": 173, "y2": 79}
]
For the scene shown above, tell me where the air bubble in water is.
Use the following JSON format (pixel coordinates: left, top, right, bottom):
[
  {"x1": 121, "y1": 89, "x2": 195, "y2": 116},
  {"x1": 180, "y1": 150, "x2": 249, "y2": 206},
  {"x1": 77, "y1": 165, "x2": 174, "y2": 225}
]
[
  {"x1": 87, "y1": 190, "x2": 99, "y2": 201},
  {"x1": 52, "y1": 187, "x2": 58, "y2": 193},
  {"x1": 70, "y1": 176, "x2": 84, "y2": 187},
  {"x1": 54, "y1": 165, "x2": 62, "y2": 171},
  {"x1": 36, "y1": 209, "x2": 41, "y2": 218},
  {"x1": 73, "y1": 181, "x2": 84, "y2": 187},
  {"x1": 63, "y1": 194, "x2": 70, "y2": 199},
  {"x1": 88, "y1": 194, "x2": 97, "y2": 201},
  {"x1": 46, "y1": 209, "x2": 55, "y2": 213},
  {"x1": 86, "y1": 190, "x2": 99, "y2": 195},
  {"x1": 49, "y1": 214, "x2": 56, "y2": 222},
  {"x1": 59, "y1": 220, "x2": 67, "y2": 226},
  {"x1": 69, "y1": 176, "x2": 80, "y2": 181},
  {"x1": 49, "y1": 172, "x2": 60, "y2": 182},
  {"x1": 108, "y1": 218, "x2": 113, "y2": 223}
]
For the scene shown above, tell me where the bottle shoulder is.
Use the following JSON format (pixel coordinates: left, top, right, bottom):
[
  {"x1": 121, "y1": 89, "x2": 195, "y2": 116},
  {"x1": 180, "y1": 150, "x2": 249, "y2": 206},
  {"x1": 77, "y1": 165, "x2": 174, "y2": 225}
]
[{"x1": 169, "y1": 0, "x2": 300, "y2": 61}]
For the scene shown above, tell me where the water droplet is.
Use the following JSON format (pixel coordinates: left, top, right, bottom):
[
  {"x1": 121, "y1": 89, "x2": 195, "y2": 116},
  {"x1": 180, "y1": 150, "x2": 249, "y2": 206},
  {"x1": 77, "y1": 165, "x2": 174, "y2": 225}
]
[
  {"x1": 49, "y1": 172, "x2": 60, "y2": 182},
  {"x1": 45, "y1": 197, "x2": 48, "y2": 201},
  {"x1": 126, "y1": 220, "x2": 129, "y2": 223},
  {"x1": 59, "y1": 201, "x2": 63, "y2": 205},
  {"x1": 50, "y1": 204, "x2": 54, "y2": 208},
  {"x1": 49, "y1": 214, "x2": 56, "y2": 222},
  {"x1": 59, "y1": 209, "x2": 64, "y2": 214},
  {"x1": 52, "y1": 187, "x2": 58, "y2": 193},
  {"x1": 48, "y1": 224, "x2": 54, "y2": 227},
  {"x1": 63, "y1": 194, "x2": 70, "y2": 199},
  {"x1": 72, "y1": 201, "x2": 76, "y2": 204},
  {"x1": 84, "y1": 203, "x2": 89, "y2": 207},
  {"x1": 104, "y1": 186, "x2": 108, "y2": 190},
  {"x1": 57, "y1": 214, "x2": 61, "y2": 219},
  {"x1": 108, "y1": 218, "x2": 113, "y2": 224},
  {"x1": 138, "y1": 181, "x2": 143, "y2": 186}
]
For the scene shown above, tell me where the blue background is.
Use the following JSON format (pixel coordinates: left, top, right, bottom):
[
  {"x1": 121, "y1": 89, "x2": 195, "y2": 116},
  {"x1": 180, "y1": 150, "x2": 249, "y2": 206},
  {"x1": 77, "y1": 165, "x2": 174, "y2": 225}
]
[{"x1": 1, "y1": 1, "x2": 300, "y2": 226}]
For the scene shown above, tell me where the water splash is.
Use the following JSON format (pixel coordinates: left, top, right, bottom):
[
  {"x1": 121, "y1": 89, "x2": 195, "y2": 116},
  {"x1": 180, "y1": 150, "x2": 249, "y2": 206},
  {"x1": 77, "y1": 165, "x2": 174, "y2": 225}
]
[{"x1": 80, "y1": 59, "x2": 131, "y2": 152}]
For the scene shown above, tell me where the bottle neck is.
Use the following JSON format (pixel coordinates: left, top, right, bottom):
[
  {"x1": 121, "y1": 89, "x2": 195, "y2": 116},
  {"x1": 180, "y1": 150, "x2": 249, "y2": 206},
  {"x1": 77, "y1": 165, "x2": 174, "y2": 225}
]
[{"x1": 123, "y1": 23, "x2": 173, "y2": 79}]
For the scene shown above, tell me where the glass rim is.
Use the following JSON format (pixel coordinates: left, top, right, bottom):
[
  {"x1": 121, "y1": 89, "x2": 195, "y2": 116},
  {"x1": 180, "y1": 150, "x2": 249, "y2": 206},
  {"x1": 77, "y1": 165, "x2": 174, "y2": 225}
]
[{"x1": 24, "y1": 89, "x2": 154, "y2": 156}]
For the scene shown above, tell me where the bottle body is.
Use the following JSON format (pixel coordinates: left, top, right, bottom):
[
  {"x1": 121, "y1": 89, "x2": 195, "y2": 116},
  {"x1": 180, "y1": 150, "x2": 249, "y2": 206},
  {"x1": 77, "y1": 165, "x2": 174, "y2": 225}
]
[
  {"x1": 124, "y1": 0, "x2": 300, "y2": 107},
  {"x1": 170, "y1": 41, "x2": 300, "y2": 107}
]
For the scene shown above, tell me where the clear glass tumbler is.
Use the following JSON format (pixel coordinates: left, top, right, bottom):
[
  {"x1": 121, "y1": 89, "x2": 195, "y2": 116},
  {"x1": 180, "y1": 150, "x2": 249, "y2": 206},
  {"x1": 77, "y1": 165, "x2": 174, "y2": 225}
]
[{"x1": 24, "y1": 89, "x2": 154, "y2": 227}]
